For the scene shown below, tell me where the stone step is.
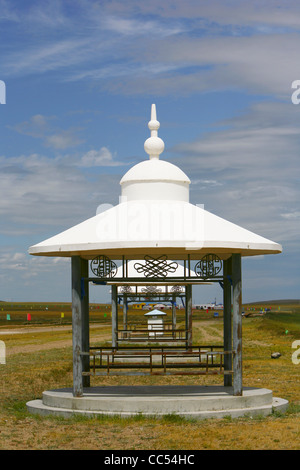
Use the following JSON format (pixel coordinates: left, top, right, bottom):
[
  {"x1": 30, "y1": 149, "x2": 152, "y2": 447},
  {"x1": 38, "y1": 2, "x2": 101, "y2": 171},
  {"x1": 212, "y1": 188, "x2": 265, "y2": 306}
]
[{"x1": 26, "y1": 385, "x2": 288, "y2": 420}]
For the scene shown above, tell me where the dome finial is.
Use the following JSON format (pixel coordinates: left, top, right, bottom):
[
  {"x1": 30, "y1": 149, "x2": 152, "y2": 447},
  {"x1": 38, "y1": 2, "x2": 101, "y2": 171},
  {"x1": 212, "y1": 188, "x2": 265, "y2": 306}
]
[{"x1": 144, "y1": 104, "x2": 165, "y2": 160}]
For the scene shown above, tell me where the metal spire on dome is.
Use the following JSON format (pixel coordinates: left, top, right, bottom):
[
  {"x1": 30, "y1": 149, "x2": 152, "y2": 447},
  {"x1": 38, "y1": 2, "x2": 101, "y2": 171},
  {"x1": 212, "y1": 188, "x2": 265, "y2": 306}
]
[{"x1": 144, "y1": 104, "x2": 165, "y2": 160}]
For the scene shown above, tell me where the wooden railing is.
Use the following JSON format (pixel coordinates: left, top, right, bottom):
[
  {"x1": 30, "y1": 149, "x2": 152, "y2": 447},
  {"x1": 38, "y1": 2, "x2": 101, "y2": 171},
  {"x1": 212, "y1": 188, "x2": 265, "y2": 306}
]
[{"x1": 117, "y1": 328, "x2": 187, "y2": 343}]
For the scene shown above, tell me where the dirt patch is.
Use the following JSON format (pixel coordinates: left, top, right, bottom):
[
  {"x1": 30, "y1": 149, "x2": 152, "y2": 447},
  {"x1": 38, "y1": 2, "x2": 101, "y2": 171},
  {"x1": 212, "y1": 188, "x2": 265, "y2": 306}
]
[
  {"x1": 0, "y1": 323, "x2": 105, "y2": 336},
  {"x1": 2, "y1": 324, "x2": 109, "y2": 356},
  {"x1": 193, "y1": 321, "x2": 223, "y2": 343},
  {"x1": 6, "y1": 335, "x2": 108, "y2": 356}
]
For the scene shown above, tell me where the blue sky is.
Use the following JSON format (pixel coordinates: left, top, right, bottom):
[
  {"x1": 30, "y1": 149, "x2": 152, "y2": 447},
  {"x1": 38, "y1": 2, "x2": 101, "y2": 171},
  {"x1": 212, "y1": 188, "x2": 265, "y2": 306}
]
[{"x1": 0, "y1": 0, "x2": 299, "y2": 304}]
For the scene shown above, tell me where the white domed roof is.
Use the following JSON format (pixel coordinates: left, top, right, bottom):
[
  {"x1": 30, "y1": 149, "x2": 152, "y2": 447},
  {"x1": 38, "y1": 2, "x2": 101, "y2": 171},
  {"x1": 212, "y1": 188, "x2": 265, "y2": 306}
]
[{"x1": 120, "y1": 159, "x2": 190, "y2": 185}]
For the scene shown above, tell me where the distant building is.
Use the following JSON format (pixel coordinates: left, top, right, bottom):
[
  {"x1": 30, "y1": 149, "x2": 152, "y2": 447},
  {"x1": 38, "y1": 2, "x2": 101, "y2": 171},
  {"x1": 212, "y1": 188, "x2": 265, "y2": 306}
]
[{"x1": 194, "y1": 302, "x2": 223, "y2": 310}]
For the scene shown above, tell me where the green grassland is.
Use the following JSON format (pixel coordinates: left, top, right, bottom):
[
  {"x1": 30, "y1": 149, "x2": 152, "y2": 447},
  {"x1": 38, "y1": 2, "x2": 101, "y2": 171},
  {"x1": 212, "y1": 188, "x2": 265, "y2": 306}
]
[{"x1": 0, "y1": 300, "x2": 299, "y2": 450}]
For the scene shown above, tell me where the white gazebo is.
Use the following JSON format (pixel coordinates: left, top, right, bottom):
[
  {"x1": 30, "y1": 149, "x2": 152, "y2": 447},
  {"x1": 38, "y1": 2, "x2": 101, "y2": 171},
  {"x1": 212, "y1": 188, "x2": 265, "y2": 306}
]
[
  {"x1": 26, "y1": 104, "x2": 288, "y2": 419},
  {"x1": 144, "y1": 309, "x2": 167, "y2": 337}
]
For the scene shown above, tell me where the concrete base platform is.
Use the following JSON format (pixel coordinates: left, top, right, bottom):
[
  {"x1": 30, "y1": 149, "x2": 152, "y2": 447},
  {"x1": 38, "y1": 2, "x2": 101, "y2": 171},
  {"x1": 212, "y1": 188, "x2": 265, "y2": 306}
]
[{"x1": 26, "y1": 385, "x2": 289, "y2": 420}]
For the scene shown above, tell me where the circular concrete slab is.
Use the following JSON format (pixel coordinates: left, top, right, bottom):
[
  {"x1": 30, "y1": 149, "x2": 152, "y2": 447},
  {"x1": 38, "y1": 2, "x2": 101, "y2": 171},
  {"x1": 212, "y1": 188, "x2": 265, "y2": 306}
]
[{"x1": 26, "y1": 385, "x2": 289, "y2": 420}]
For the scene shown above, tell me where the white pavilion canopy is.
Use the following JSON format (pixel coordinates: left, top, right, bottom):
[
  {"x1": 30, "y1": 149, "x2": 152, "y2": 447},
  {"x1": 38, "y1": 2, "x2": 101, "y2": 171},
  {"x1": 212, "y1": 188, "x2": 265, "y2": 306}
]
[{"x1": 28, "y1": 104, "x2": 281, "y2": 260}]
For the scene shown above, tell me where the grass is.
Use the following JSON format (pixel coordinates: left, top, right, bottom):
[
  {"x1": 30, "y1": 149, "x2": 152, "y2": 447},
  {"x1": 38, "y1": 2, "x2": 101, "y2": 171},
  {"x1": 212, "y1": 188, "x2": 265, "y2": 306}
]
[{"x1": 0, "y1": 301, "x2": 299, "y2": 450}]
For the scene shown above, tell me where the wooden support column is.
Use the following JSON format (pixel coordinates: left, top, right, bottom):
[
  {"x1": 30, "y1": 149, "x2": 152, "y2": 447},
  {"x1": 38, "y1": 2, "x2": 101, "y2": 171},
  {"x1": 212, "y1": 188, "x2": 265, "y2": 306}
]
[
  {"x1": 71, "y1": 256, "x2": 87, "y2": 397},
  {"x1": 111, "y1": 285, "x2": 118, "y2": 349},
  {"x1": 123, "y1": 294, "x2": 128, "y2": 337},
  {"x1": 232, "y1": 253, "x2": 242, "y2": 396},
  {"x1": 81, "y1": 258, "x2": 90, "y2": 388},
  {"x1": 185, "y1": 284, "x2": 192, "y2": 349},
  {"x1": 172, "y1": 294, "x2": 176, "y2": 332},
  {"x1": 223, "y1": 256, "x2": 232, "y2": 387}
]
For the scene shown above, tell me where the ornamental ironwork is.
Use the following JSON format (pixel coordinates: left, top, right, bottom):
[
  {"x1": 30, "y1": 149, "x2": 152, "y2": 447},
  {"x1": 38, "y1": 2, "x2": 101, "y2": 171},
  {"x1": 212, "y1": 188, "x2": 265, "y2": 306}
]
[
  {"x1": 195, "y1": 254, "x2": 222, "y2": 279},
  {"x1": 134, "y1": 255, "x2": 178, "y2": 278},
  {"x1": 90, "y1": 255, "x2": 117, "y2": 278},
  {"x1": 141, "y1": 286, "x2": 162, "y2": 294},
  {"x1": 171, "y1": 285, "x2": 184, "y2": 293},
  {"x1": 120, "y1": 286, "x2": 133, "y2": 294}
]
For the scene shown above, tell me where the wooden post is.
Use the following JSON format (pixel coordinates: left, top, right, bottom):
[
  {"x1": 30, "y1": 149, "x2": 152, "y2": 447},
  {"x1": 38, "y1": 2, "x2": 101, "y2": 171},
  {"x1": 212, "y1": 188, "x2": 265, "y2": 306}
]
[
  {"x1": 81, "y1": 258, "x2": 90, "y2": 388},
  {"x1": 123, "y1": 294, "x2": 128, "y2": 331},
  {"x1": 186, "y1": 284, "x2": 192, "y2": 349},
  {"x1": 172, "y1": 294, "x2": 176, "y2": 332},
  {"x1": 232, "y1": 253, "x2": 242, "y2": 396},
  {"x1": 223, "y1": 256, "x2": 232, "y2": 387},
  {"x1": 71, "y1": 256, "x2": 84, "y2": 397},
  {"x1": 111, "y1": 285, "x2": 118, "y2": 348}
]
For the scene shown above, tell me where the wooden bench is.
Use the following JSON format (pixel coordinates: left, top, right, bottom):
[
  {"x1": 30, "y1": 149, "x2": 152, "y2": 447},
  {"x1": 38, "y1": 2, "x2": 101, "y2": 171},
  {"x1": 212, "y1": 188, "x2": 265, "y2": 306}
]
[{"x1": 82, "y1": 346, "x2": 233, "y2": 377}]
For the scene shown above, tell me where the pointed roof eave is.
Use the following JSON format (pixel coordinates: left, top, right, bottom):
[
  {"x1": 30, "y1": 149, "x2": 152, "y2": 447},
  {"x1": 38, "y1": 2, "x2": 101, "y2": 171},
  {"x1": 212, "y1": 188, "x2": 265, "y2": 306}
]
[{"x1": 28, "y1": 200, "x2": 282, "y2": 258}]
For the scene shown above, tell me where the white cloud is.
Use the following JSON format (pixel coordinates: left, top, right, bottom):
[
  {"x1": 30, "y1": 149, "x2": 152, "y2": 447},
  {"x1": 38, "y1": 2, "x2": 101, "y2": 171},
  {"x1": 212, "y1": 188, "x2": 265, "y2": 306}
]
[
  {"x1": 12, "y1": 114, "x2": 53, "y2": 138},
  {"x1": 0, "y1": 0, "x2": 68, "y2": 26},
  {"x1": 104, "y1": 0, "x2": 300, "y2": 29},
  {"x1": 280, "y1": 211, "x2": 300, "y2": 220},
  {"x1": 0, "y1": 152, "x2": 121, "y2": 234},
  {"x1": 45, "y1": 130, "x2": 84, "y2": 149},
  {"x1": 99, "y1": 15, "x2": 185, "y2": 37},
  {"x1": 108, "y1": 32, "x2": 300, "y2": 98},
  {"x1": 190, "y1": 179, "x2": 223, "y2": 187},
  {"x1": 2, "y1": 0, "x2": 300, "y2": 101},
  {"x1": 0, "y1": 249, "x2": 68, "y2": 276},
  {"x1": 171, "y1": 101, "x2": 300, "y2": 246},
  {"x1": 4, "y1": 37, "x2": 93, "y2": 76},
  {"x1": 0, "y1": 247, "x2": 71, "y2": 301},
  {"x1": 11, "y1": 114, "x2": 84, "y2": 149},
  {"x1": 1, "y1": 5, "x2": 184, "y2": 81},
  {"x1": 79, "y1": 147, "x2": 125, "y2": 167},
  {"x1": 2, "y1": 0, "x2": 300, "y2": 102}
]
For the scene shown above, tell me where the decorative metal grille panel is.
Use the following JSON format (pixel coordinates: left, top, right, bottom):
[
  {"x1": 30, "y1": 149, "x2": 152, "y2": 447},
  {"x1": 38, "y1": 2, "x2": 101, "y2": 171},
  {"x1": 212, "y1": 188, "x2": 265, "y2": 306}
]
[
  {"x1": 134, "y1": 255, "x2": 178, "y2": 278},
  {"x1": 171, "y1": 285, "x2": 184, "y2": 293},
  {"x1": 195, "y1": 254, "x2": 222, "y2": 279},
  {"x1": 120, "y1": 286, "x2": 133, "y2": 294},
  {"x1": 90, "y1": 255, "x2": 118, "y2": 278},
  {"x1": 141, "y1": 286, "x2": 162, "y2": 293}
]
